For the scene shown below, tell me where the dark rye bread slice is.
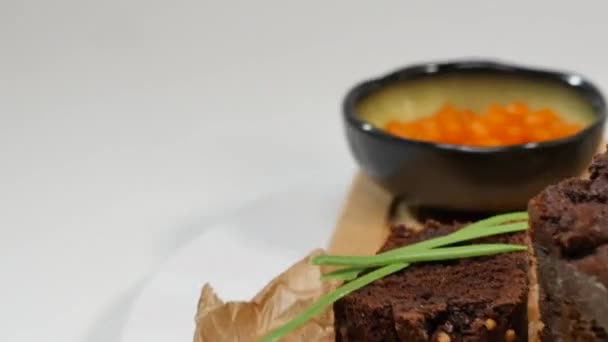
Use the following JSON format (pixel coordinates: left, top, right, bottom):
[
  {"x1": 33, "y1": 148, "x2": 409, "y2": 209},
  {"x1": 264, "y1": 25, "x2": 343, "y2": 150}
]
[
  {"x1": 334, "y1": 221, "x2": 529, "y2": 342},
  {"x1": 529, "y1": 151, "x2": 608, "y2": 342}
]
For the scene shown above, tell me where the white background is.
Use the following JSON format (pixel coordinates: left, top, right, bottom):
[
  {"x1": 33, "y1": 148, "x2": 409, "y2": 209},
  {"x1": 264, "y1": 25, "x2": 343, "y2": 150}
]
[{"x1": 2, "y1": 1, "x2": 608, "y2": 341}]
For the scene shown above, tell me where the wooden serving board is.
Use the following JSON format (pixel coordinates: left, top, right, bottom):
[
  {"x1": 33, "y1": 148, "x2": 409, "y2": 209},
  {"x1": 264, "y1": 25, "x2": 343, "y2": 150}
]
[{"x1": 327, "y1": 173, "x2": 420, "y2": 256}]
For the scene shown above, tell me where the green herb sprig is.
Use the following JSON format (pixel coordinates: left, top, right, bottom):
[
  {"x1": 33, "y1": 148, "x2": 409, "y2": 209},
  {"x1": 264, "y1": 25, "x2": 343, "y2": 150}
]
[
  {"x1": 313, "y1": 243, "x2": 526, "y2": 268},
  {"x1": 260, "y1": 212, "x2": 528, "y2": 342},
  {"x1": 320, "y1": 214, "x2": 527, "y2": 281}
]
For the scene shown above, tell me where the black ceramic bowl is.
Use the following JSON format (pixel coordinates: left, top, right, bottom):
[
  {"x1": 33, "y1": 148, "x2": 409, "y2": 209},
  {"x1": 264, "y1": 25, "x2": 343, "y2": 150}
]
[{"x1": 344, "y1": 60, "x2": 606, "y2": 212}]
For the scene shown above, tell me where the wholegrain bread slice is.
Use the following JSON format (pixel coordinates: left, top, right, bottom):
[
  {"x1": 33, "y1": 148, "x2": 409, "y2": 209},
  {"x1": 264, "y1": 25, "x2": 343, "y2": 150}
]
[{"x1": 334, "y1": 220, "x2": 531, "y2": 341}]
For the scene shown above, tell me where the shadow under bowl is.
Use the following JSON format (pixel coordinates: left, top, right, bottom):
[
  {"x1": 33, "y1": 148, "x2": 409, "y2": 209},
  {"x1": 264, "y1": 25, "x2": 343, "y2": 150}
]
[{"x1": 343, "y1": 60, "x2": 606, "y2": 212}]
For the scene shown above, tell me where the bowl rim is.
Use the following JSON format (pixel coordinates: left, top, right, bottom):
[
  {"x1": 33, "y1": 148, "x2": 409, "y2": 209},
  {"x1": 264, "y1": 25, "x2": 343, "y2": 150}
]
[{"x1": 343, "y1": 59, "x2": 607, "y2": 153}]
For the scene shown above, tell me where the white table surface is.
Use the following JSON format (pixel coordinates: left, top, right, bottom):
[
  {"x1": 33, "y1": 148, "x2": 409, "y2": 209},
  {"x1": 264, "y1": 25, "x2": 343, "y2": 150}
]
[{"x1": 2, "y1": 1, "x2": 608, "y2": 341}]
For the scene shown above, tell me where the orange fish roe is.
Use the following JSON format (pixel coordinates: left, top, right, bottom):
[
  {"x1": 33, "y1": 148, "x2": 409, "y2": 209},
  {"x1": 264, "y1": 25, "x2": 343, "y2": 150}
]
[{"x1": 384, "y1": 103, "x2": 583, "y2": 147}]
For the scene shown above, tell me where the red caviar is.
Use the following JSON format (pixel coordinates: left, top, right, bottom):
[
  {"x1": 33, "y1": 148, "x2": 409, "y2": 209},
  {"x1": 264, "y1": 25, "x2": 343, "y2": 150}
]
[{"x1": 384, "y1": 103, "x2": 583, "y2": 147}]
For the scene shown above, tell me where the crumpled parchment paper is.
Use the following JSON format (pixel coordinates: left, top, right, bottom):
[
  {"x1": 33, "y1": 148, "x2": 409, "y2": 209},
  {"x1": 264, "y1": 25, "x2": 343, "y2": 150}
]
[{"x1": 193, "y1": 249, "x2": 338, "y2": 342}]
